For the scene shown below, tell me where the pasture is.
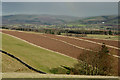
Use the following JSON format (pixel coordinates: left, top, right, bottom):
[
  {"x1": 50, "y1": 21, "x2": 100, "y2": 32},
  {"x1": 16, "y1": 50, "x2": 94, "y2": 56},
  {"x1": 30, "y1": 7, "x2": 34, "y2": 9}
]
[{"x1": 85, "y1": 34, "x2": 119, "y2": 41}]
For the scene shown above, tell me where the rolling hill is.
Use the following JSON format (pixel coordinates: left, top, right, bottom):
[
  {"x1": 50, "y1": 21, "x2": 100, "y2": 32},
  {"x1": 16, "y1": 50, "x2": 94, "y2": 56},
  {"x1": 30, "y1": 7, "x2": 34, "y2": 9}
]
[
  {"x1": 2, "y1": 14, "x2": 81, "y2": 25},
  {"x1": 2, "y1": 14, "x2": 118, "y2": 27},
  {"x1": 75, "y1": 15, "x2": 118, "y2": 25}
]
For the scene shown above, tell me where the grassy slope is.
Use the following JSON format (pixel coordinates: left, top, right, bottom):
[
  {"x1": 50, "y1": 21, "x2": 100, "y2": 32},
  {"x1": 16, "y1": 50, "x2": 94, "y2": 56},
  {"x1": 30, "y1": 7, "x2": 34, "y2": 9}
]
[
  {"x1": 2, "y1": 33, "x2": 77, "y2": 73},
  {"x1": 2, "y1": 54, "x2": 34, "y2": 73}
]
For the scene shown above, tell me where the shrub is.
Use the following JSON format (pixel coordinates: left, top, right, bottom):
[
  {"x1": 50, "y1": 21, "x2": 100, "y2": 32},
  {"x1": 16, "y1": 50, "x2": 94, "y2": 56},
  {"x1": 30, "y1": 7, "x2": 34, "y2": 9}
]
[{"x1": 49, "y1": 67, "x2": 67, "y2": 74}]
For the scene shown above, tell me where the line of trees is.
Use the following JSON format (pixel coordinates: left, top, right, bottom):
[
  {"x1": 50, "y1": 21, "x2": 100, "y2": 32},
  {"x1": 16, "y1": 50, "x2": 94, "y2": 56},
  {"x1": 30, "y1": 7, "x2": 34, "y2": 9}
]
[{"x1": 2, "y1": 26, "x2": 119, "y2": 35}]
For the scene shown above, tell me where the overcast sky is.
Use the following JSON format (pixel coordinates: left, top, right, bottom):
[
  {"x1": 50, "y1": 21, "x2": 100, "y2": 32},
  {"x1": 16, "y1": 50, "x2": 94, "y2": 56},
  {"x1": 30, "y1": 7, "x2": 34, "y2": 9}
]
[
  {"x1": 1, "y1": 0, "x2": 119, "y2": 2},
  {"x1": 2, "y1": 2, "x2": 118, "y2": 17}
]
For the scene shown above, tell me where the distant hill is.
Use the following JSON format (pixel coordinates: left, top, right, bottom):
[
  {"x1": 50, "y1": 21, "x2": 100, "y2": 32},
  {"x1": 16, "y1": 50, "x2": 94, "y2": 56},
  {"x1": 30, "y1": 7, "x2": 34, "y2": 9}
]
[
  {"x1": 2, "y1": 14, "x2": 81, "y2": 25},
  {"x1": 2, "y1": 14, "x2": 118, "y2": 26},
  {"x1": 75, "y1": 15, "x2": 118, "y2": 25}
]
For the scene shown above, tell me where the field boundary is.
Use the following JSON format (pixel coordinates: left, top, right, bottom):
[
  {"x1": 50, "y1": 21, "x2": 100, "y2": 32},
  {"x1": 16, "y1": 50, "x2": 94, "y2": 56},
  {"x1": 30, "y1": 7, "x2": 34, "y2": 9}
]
[{"x1": 0, "y1": 50, "x2": 46, "y2": 74}]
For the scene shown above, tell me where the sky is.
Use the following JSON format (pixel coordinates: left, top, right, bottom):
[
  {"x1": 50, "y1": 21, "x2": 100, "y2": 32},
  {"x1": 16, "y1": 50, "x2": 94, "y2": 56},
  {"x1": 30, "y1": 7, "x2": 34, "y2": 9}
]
[
  {"x1": 2, "y1": 2, "x2": 118, "y2": 17},
  {"x1": 1, "y1": 0, "x2": 119, "y2": 2}
]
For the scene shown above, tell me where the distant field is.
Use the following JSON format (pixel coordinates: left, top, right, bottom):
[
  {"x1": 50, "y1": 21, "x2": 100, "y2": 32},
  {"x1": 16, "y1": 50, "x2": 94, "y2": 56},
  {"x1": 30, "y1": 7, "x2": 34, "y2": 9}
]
[
  {"x1": 85, "y1": 34, "x2": 119, "y2": 41},
  {"x1": 2, "y1": 33, "x2": 77, "y2": 73}
]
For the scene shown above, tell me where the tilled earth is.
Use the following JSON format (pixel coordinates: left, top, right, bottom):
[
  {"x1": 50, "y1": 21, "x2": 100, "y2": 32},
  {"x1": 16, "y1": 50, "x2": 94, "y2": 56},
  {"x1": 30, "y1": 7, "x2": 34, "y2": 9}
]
[
  {"x1": 1, "y1": 30, "x2": 119, "y2": 75},
  {"x1": 80, "y1": 37, "x2": 119, "y2": 48},
  {"x1": 2, "y1": 30, "x2": 119, "y2": 58}
]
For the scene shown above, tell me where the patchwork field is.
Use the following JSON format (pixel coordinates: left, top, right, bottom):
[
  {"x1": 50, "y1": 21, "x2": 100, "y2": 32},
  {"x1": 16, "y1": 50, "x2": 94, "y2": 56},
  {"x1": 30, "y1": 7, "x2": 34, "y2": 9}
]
[
  {"x1": 2, "y1": 30, "x2": 119, "y2": 57},
  {"x1": 2, "y1": 30, "x2": 86, "y2": 58},
  {"x1": 1, "y1": 30, "x2": 119, "y2": 75},
  {"x1": 2, "y1": 33, "x2": 77, "y2": 73}
]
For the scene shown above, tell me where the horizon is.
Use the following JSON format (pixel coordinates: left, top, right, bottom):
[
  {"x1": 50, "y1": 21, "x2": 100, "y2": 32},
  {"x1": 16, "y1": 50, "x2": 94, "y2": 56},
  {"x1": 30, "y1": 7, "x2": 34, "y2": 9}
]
[{"x1": 2, "y1": 14, "x2": 118, "y2": 18}]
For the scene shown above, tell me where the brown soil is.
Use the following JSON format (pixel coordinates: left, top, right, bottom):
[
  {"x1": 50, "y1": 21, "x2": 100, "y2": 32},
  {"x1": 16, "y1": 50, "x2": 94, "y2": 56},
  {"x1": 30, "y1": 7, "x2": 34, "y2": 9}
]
[
  {"x1": 2, "y1": 30, "x2": 86, "y2": 58},
  {"x1": 2, "y1": 30, "x2": 119, "y2": 57},
  {"x1": 2, "y1": 30, "x2": 119, "y2": 76},
  {"x1": 80, "y1": 37, "x2": 119, "y2": 48},
  {"x1": 43, "y1": 34, "x2": 101, "y2": 51},
  {"x1": 42, "y1": 34, "x2": 119, "y2": 56}
]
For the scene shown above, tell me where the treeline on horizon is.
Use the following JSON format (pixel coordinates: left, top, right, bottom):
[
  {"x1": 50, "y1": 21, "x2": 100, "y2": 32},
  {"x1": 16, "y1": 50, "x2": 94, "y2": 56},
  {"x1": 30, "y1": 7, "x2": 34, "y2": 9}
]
[{"x1": 1, "y1": 26, "x2": 119, "y2": 36}]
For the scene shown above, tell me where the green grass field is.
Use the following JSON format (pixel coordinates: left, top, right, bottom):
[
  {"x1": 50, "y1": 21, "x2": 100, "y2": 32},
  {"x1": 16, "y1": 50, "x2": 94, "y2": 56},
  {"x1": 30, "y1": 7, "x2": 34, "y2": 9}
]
[
  {"x1": 2, "y1": 33, "x2": 77, "y2": 73},
  {"x1": 85, "y1": 34, "x2": 119, "y2": 41}
]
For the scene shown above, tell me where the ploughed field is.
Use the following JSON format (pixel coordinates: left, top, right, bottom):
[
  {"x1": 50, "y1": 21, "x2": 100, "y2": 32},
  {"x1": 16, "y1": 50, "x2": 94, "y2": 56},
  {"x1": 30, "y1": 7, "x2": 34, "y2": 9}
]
[
  {"x1": 2, "y1": 30, "x2": 119, "y2": 58},
  {"x1": 1, "y1": 30, "x2": 119, "y2": 75},
  {"x1": 2, "y1": 30, "x2": 86, "y2": 58},
  {"x1": 43, "y1": 34, "x2": 119, "y2": 56},
  {"x1": 81, "y1": 37, "x2": 119, "y2": 48},
  {"x1": 2, "y1": 32, "x2": 77, "y2": 73}
]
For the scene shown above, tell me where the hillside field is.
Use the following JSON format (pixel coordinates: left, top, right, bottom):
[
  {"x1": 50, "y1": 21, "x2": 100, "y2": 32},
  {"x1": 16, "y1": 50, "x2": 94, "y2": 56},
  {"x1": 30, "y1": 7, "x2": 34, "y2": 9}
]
[
  {"x1": 2, "y1": 33, "x2": 77, "y2": 73},
  {"x1": 1, "y1": 30, "x2": 119, "y2": 76}
]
